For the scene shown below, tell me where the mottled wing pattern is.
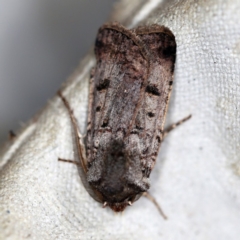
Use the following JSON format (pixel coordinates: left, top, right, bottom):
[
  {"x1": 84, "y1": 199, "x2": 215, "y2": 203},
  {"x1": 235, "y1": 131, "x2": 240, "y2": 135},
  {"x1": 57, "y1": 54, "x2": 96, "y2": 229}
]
[
  {"x1": 135, "y1": 25, "x2": 176, "y2": 176},
  {"x1": 86, "y1": 23, "x2": 176, "y2": 209},
  {"x1": 87, "y1": 23, "x2": 150, "y2": 165}
]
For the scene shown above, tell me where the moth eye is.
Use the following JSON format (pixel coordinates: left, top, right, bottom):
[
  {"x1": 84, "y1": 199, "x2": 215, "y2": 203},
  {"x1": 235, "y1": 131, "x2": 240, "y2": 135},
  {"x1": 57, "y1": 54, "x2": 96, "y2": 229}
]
[
  {"x1": 146, "y1": 84, "x2": 160, "y2": 96},
  {"x1": 96, "y1": 106, "x2": 101, "y2": 112},
  {"x1": 147, "y1": 112, "x2": 155, "y2": 118}
]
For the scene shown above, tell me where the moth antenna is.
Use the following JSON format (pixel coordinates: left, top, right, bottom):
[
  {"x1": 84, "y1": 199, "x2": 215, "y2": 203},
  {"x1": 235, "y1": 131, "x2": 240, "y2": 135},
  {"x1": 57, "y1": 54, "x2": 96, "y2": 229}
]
[{"x1": 143, "y1": 192, "x2": 167, "y2": 220}]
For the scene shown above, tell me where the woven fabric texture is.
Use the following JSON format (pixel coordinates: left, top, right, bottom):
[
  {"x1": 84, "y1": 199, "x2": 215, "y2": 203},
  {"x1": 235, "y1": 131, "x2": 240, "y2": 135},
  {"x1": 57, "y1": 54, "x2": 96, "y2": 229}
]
[{"x1": 0, "y1": 1, "x2": 240, "y2": 239}]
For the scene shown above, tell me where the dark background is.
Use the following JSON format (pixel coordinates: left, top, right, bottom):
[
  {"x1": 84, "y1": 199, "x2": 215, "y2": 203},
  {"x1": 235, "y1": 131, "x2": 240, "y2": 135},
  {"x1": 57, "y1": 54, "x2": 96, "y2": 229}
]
[{"x1": 0, "y1": 0, "x2": 118, "y2": 144}]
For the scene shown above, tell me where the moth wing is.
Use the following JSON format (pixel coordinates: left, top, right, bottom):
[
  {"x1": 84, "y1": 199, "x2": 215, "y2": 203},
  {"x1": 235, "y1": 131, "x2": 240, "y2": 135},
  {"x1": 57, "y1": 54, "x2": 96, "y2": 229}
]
[
  {"x1": 135, "y1": 25, "x2": 177, "y2": 172},
  {"x1": 87, "y1": 23, "x2": 150, "y2": 163}
]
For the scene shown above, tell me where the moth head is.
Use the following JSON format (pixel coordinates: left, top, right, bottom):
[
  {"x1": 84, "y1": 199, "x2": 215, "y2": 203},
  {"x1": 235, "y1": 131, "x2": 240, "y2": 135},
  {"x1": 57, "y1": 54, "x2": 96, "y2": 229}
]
[
  {"x1": 104, "y1": 201, "x2": 128, "y2": 212},
  {"x1": 102, "y1": 193, "x2": 143, "y2": 212}
]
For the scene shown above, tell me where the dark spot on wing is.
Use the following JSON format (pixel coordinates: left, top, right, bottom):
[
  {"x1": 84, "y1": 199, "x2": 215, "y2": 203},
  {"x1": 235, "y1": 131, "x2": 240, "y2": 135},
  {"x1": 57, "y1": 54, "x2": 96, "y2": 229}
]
[
  {"x1": 146, "y1": 85, "x2": 160, "y2": 96},
  {"x1": 96, "y1": 106, "x2": 101, "y2": 112},
  {"x1": 101, "y1": 118, "x2": 109, "y2": 128},
  {"x1": 147, "y1": 112, "x2": 155, "y2": 118},
  {"x1": 156, "y1": 136, "x2": 161, "y2": 143},
  {"x1": 136, "y1": 125, "x2": 144, "y2": 131},
  {"x1": 162, "y1": 38, "x2": 176, "y2": 58},
  {"x1": 97, "y1": 79, "x2": 110, "y2": 91}
]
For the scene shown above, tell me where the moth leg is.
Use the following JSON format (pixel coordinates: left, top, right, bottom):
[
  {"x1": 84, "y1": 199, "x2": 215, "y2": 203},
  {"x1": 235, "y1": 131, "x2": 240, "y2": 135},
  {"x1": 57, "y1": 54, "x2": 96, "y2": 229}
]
[
  {"x1": 57, "y1": 90, "x2": 88, "y2": 173},
  {"x1": 162, "y1": 114, "x2": 192, "y2": 139},
  {"x1": 58, "y1": 158, "x2": 81, "y2": 166},
  {"x1": 87, "y1": 67, "x2": 95, "y2": 133},
  {"x1": 142, "y1": 192, "x2": 167, "y2": 220}
]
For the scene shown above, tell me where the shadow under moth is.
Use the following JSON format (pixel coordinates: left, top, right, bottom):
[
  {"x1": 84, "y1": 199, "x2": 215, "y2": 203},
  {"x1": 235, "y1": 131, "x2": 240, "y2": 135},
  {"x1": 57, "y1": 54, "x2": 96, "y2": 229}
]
[{"x1": 58, "y1": 22, "x2": 190, "y2": 218}]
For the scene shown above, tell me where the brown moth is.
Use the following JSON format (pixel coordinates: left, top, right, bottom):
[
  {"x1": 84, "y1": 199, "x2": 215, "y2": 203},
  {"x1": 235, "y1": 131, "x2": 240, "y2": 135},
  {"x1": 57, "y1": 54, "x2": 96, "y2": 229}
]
[{"x1": 58, "y1": 22, "x2": 190, "y2": 216}]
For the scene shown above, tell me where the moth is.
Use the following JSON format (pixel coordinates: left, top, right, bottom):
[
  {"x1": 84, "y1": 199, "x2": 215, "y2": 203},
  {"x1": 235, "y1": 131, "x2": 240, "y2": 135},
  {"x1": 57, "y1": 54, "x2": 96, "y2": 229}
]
[{"x1": 58, "y1": 22, "x2": 190, "y2": 217}]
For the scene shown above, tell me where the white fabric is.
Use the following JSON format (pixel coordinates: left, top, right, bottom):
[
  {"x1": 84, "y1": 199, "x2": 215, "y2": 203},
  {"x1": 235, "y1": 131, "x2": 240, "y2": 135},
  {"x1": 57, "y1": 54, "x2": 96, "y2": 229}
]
[{"x1": 1, "y1": 0, "x2": 240, "y2": 239}]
